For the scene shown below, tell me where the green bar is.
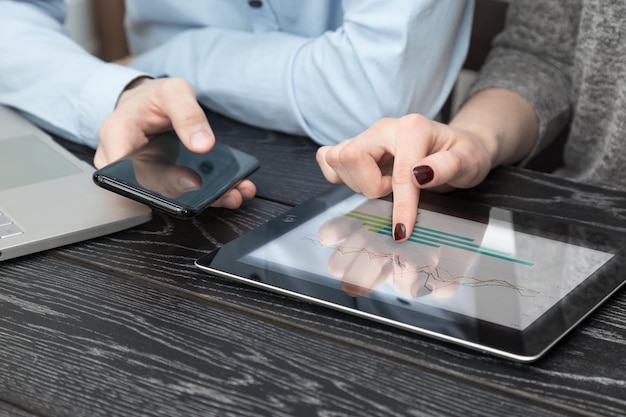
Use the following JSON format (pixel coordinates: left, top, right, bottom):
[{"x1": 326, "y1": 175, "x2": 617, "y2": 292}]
[
  {"x1": 345, "y1": 212, "x2": 390, "y2": 229},
  {"x1": 380, "y1": 224, "x2": 511, "y2": 256},
  {"x1": 349, "y1": 210, "x2": 392, "y2": 223},
  {"x1": 378, "y1": 227, "x2": 533, "y2": 266},
  {"x1": 375, "y1": 230, "x2": 440, "y2": 248},
  {"x1": 413, "y1": 224, "x2": 475, "y2": 242},
  {"x1": 353, "y1": 211, "x2": 533, "y2": 265}
]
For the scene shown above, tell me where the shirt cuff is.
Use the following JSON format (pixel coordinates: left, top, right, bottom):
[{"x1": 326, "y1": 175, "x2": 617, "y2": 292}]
[{"x1": 77, "y1": 63, "x2": 151, "y2": 148}]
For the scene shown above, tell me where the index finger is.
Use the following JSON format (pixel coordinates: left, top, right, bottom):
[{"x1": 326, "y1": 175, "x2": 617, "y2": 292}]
[{"x1": 390, "y1": 115, "x2": 435, "y2": 241}]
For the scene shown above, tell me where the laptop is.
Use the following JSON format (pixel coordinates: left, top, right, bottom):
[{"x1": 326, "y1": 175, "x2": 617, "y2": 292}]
[{"x1": 0, "y1": 106, "x2": 152, "y2": 262}]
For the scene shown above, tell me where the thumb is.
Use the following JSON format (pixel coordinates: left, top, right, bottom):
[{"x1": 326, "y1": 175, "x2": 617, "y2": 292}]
[{"x1": 159, "y1": 78, "x2": 216, "y2": 153}]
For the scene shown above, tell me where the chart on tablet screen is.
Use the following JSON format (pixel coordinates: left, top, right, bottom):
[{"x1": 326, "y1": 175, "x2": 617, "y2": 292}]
[{"x1": 245, "y1": 194, "x2": 614, "y2": 330}]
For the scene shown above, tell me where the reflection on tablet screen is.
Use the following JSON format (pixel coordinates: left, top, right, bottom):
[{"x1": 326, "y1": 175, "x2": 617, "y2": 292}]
[{"x1": 241, "y1": 194, "x2": 614, "y2": 331}]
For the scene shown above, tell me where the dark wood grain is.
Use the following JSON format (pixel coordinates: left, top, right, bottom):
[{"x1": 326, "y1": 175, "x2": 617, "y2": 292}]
[
  {"x1": 206, "y1": 111, "x2": 333, "y2": 206},
  {"x1": 54, "y1": 229, "x2": 626, "y2": 417},
  {"x1": 452, "y1": 167, "x2": 626, "y2": 233},
  {"x1": 48, "y1": 189, "x2": 626, "y2": 415},
  {"x1": 0, "y1": 402, "x2": 36, "y2": 417},
  {"x1": 0, "y1": 256, "x2": 587, "y2": 417}
]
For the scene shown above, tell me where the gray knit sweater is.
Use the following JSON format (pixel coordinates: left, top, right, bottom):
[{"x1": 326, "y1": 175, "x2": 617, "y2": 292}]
[{"x1": 469, "y1": 0, "x2": 626, "y2": 191}]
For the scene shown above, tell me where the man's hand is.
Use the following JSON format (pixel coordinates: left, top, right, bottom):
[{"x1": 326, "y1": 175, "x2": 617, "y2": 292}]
[{"x1": 95, "y1": 77, "x2": 256, "y2": 209}]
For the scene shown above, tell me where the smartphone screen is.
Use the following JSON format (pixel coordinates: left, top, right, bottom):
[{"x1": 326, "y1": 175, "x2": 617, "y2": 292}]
[{"x1": 93, "y1": 131, "x2": 259, "y2": 218}]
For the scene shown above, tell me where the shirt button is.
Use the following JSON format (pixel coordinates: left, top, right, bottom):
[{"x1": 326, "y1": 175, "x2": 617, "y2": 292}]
[{"x1": 248, "y1": 0, "x2": 263, "y2": 7}]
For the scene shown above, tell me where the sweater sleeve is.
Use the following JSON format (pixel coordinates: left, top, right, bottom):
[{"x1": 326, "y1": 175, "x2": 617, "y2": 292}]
[{"x1": 466, "y1": 0, "x2": 580, "y2": 161}]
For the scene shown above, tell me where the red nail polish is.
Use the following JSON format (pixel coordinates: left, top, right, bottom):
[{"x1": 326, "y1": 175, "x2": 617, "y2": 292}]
[
  {"x1": 394, "y1": 223, "x2": 406, "y2": 240},
  {"x1": 413, "y1": 165, "x2": 434, "y2": 185}
]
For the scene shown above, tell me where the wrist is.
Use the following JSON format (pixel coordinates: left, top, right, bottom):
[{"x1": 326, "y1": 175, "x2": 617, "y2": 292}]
[
  {"x1": 449, "y1": 88, "x2": 538, "y2": 168},
  {"x1": 124, "y1": 76, "x2": 153, "y2": 91},
  {"x1": 450, "y1": 120, "x2": 501, "y2": 169},
  {"x1": 115, "y1": 76, "x2": 153, "y2": 107}
]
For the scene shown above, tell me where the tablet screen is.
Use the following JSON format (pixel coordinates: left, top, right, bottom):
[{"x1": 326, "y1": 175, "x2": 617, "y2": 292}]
[
  {"x1": 243, "y1": 193, "x2": 613, "y2": 331},
  {"x1": 197, "y1": 185, "x2": 625, "y2": 361}
]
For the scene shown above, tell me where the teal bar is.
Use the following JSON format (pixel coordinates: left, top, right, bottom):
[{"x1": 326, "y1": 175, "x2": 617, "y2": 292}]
[
  {"x1": 413, "y1": 224, "x2": 475, "y2": 242},
  {"x1": 380, "y1": 225, "x2": 512, "y2": 257},
  {"x1": 377, "y1": 227, "x2": 533, "y2": 266},
  {"x1": 375, "y1": 230, "x2": 440, "y2": 248},
  {"x1": 352, "y1": 211, "x2": 533, "y2": 265}
]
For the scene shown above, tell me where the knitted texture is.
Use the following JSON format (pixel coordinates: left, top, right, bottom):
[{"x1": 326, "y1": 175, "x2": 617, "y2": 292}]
[{"x1": 469, "y1": 0, "x2": 626, "y2": 190}]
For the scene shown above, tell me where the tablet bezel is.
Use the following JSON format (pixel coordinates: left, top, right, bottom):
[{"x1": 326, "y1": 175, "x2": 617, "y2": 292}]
[{"x1": 195, "y1": 185, "x2": 625, "y2": 362}]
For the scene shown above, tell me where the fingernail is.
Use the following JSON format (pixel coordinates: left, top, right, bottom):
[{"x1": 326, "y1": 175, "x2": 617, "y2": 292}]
[
  {"x1": 190, "y1": 131, "x2": 212, "y2": 150},
  {"x1": 394, "y1": 223, "x2": 406, "y2": 241},
  {"x1": 178, "y1": 176, "x2": 201, "y2": 192},
  {"x1": 413, "y1": 165, "x2": 434, "y2": 185}
]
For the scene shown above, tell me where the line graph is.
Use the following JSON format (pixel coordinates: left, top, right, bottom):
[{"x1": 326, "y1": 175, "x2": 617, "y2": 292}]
[{"x1": 306, "y1": 233, "x2": 540, "y2": 298}]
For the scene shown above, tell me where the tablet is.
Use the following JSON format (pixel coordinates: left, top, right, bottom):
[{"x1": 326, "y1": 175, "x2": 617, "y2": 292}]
[{"x1": 195, "y1": 185, "x2": 625, "y2": 362}]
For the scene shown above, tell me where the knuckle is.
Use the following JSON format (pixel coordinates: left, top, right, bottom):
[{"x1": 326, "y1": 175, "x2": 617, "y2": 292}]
[
  {"x1": 335, "y1": 145, "x2": 361, "y2": 167},
  {"x1": 362, "y1": 186, "x2": 388, "y2": 200},
  {"x1": 98, "y1": 119, "x2": 112, "y2": 137},
  {"x1": 371, "y1": 117, "x2": 395, "y2": 131},
  {"x1": 391, "y1": 173, "x2": 414, "y2": 187},
  {"x1": 322, "y1": 148, "x2": 340, "y2": 167},
  {"x1": 98, "y1": 113, "x2": 125, "y2": 138},
  {"x1": 157, "y1": 77, "x2": 195, "y2": 99},
  {"x1": 315, "y1": 147, "x2": 326, "y2": 164},
  {"x1": 446, "y1": 151, "x2": 463, "y2": 175},
  {"x1": 178, "y1": 105, "x2": 204, "y2": 125},
  {"x1": 361, "y1": 185, "x2": 387, "y2": 199},
  {"x1": 162, "y1": 77, "x2": 192, "y2": 91},
  {"x1": 398, "y1": 113, "x2": 430, "y2": 130},
  {"x1": 448, "y1": 147, "x2": 487, "y2": 188}
]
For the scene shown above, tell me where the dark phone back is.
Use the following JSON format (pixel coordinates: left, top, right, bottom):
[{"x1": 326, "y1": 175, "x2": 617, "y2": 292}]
[{"x1": 93, "y1": 132, "x2": 259, "y2": 218}]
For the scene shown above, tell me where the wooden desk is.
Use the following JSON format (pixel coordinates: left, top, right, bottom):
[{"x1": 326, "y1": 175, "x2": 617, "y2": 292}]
[{"x1": 1, "y1": 112, "x2": 625, "y2": 417}]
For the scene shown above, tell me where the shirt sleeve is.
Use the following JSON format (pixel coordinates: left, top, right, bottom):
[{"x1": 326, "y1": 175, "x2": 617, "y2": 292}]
[
  {"x1": 467, "y1": 0, "x2": 579, "y2": 161},
  {"x1": 0, "y1": 0, "x2": 149, "y2": 148},
  {"x1": 130, "y1": 0, "x2": 474, "y2": 145}
]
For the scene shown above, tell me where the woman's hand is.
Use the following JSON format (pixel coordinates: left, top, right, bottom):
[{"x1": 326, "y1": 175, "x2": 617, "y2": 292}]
[
  {"x1": 317, "y1": 88, "x2": 538, "y2": 241},
  {"x1": 316, "y1": 114, "x2": 497, "y2": 241}
]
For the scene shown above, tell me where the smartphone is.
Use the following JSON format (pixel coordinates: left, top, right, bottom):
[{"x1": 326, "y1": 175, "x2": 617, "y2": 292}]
[{"x1": 93, "y1": 131, "x2": 260, "y2": 218}]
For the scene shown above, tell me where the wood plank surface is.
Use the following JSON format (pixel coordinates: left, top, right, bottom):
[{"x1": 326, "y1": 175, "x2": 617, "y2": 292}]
[
  {"x1": 0, "y1": 402, "x2": 36, "y2": 417},
  {"x1": 52, "y1": 224, "x2": 626, "y2": 417},
  {"x1": 0, "y1": 256, "x2": 588, "y2": 417},
  {"x1": 42, "y1": 193, "x2": 626, "y2": 415}
]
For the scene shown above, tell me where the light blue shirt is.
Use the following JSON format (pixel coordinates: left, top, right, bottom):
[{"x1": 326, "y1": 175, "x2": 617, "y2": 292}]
[{"x1": 0, "y1": 0, "x2": 473, "y2": 148}]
